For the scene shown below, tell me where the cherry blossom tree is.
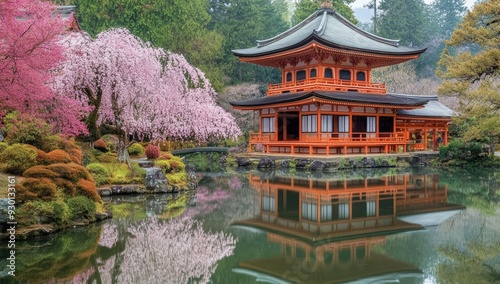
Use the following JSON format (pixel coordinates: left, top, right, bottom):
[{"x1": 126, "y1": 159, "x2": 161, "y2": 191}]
[
  {"x1": 56, "y1": 28, "x2": 241, "y2": 162},
  {"x1": 0, "y1": 0, "x2": 88, "y2": 135}
]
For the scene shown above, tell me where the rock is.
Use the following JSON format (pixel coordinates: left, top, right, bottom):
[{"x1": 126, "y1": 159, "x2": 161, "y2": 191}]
[
  {"x1": 144, "y1": 167, "x2": 169, "y2": 192},
  {"x1": 258, "y1": 157, "x2": 275, "y2": 169},
  {"x1": 380, "y1": 159, "x2": 390, "y2": 167},
  {"x1": 309, "y1": 160, "x2": 326, "y2": 171},
  {"x1": 295, "y1": 159, "x2": 309, "y2": 169},
  {"x1": 97, "y1": 188, "x2": 112, "y2": 196},
  {"x1": 137, "y1": 160, "x2": 155, "y2": 168},
  {"x1": 278, "y1": 160, "x2": 290, "y2": 169},
  {"x1": 236, "y1": 157, "x2": 252, "y2": 167}
]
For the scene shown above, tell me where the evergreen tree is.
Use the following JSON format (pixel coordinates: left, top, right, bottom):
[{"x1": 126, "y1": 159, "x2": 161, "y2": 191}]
[
  {"x1": 210, "y1": 0, "x2": 289, "y2": 84},
  {"x1": 378, "y1": 0, "x2": 429, "y2": 47},
  {"x1": 436, "y1": 0, "x2": 499, "y2": 151},
  {"x1": 292, "y1": 0, "x2": 357, "y2": 25}
]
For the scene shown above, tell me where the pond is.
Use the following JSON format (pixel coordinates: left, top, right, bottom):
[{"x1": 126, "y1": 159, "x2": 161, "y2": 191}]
[{"x1": 1, "y1": 167, "x2": 499, "y2": 283}]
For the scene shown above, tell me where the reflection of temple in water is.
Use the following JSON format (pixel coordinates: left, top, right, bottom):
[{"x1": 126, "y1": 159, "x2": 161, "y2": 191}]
[{"x1": 232, "y1": 173, "x2": 464, "y2": 283}]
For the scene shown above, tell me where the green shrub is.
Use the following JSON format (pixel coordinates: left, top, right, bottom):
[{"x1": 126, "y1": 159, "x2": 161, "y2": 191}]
[
  {"x1": 145, "y1": 144, "x2": 160, "y2": 159},
  {"x1": 0, "y1": 144, "x2": 38, "y2": 174},
  {"x1": 155, "y1": 159, "x2": 171, "y2": 173},
  {"x1": 169, "y1": 156, "x2": 185, "y2": 173},
  {"x1": 3, "y1": 112, "x2": 53, "y2": 149},
  {"x1": 439, "y1": 139, "x2": 485, "y2": 163},
  {"x1": 101, "y1": 134, "x2": 118, "y2": 153},
  {"x1": 128, "y1": 162, "x2": 146, "y2": 180},
  {"x1": 86, "y1": 163, "x2": 109, "y2": 186},
  {"x1": 128, "y1": 143, "x2": 145, "y2": 156},
  {"x1": 66, "y1": 196, "x2": 96, "y2": 221},
  {"x1": 0, "y1": 142, "x2": 8, "y2": 154},
  {"x1": 96, "y1": 152, "x2": 118, "y2": 163}
]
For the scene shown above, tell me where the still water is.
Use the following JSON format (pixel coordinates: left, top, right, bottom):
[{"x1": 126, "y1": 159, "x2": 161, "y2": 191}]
[{"x1": 1, "y1": 168, "x2": 499, "y2": 284}]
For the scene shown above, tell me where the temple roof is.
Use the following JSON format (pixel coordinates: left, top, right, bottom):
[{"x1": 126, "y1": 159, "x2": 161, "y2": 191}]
[
  {"x1": 397, "y1": 98, "x2": 455, "y2": 118},
  {"x1": 230, "y1": 91, "x2": 430, "y2": 108},
  {"x1": 232, "y1": 8, "x2": 426, "y2": 58}
]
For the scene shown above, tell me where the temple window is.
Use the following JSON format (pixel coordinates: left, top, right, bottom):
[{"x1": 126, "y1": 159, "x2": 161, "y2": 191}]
[
  {"x1": 339, "y1": 69, "x2": 351, "y2": 80},
  {"x1": 262, "y1": 117, "x2": 275, "y2": 132},
  {"x1": 356, "y1": 71, "x2": 366, "y2": 81},
  {"x1": 379, "y1": 116, "x2": 394, "y2": 132},
  {"x1": 302, "y1": 115, "x2": 317, "y2": 132},
  {"x1": 338, "y1": 116, "x2": 349, "y2": 133},
  {"x1": 296, "y1": 70, "x2": 306, "y2": 81},
  {"x1": 324, "y1": 68, "x2": 333, "y2": 78},
  {"x1": 286, "y1": 72, "x2": 292, "y2": 82},
  {"x1": 310, "y1": 68, "x2": 317, "y2": 78},
  {"x1": 302, "y1": 202, "x2": 318, "y2": 221},
  {"x1": 321, "y1": 115, "x2": 333, "y2": 132}
]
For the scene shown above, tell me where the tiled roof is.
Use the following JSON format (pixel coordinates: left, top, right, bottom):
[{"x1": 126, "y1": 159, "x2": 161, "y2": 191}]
[
  {"x1": 230, "y1": 91, "x2": 430, "y2": 107},
  {"x1": 232, "y1": 8, "x2": 426, "y2": 57},
  {"x1": 397, "y1": 99, "x2": 455, "y2": 118}
]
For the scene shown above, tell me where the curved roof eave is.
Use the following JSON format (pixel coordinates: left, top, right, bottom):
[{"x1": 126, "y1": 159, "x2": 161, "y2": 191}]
[
  {"x1": 230, "y1": 91, "x2": 429, "y2": 108},
  {"x1": 232, "y1": 8, "x2": 426, "y2": 58}
]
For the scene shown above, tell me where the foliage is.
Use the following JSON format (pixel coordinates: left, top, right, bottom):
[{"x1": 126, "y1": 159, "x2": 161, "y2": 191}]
[
  {"x1": 127, "y1": 143, "x2": 145, "y2": 156},
  {"x1": 86, "y1": 163, "x2": 109, "y2": 186},
  {"x1": 93, "y1": 138, "x2": 108, "y2": 152},
  {"x1": 437, "y1": 0, "x2": 500, "y2": 149},
  {"x1": 56, "y1": 28, "x2": 241, "y2": 162},
  {"x1": 66, "y1": 196, "x2": 96, "y2": 221},
  {"x1": 378, "y1": 0, "x2": 430, "y2": 47},
  {"x1": 42, "y1": 149, "x2": 73, "y2": 164},
  {"x1": 75, "y1": 179, "x2": 101, "y2": 203},
  {"x1": 145, "y1": 144, "x2": 161, "y2": 160},
  {"x1": 438, "y1": 139, "x2": 488, "y2": 165},
  {"x1": 46, "y1": 163, "x2": 93, "y2": 183},
  {"x1": 18, "y1": 178, "x2": 57, "y2": 202},
  {"x1": 23, "y1": 166, "x2": 61, "y2": 179},
  {"x1": 155, "y1": 159, "x2": 171, "y2": 174},
  {"x1": 96, "y1": 152, "x2": 118, "y2": 163},
  {"x1": 292, "y1": 0, "x2": 357, "y2": 25},
  {"x1": 0, "y1": 0, "x2": 88, "y2": 135},
  {"x1": 210, "y1": 0, "x2": 289, "y2": 84},
  {"x1": 0, "y1": 142, "x2": 8, "y2": 154},
  {"x1": 2, "y1": 112, "x2": 54, "y2": 149},
  {"x1": 17, "y1": 200, "x2": 70, "y2": 227},
  {"x1": 0, "y1": 143, "x2": 38, "y2": 174}
]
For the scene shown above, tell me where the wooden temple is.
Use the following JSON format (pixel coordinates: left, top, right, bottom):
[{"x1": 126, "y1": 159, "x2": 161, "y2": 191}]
[
  {"x1": 231, "y1": 7, "x2": 453, "y2": 155},
  {"x1": 231, "y1": 173, "x2": 464, "y2": 283}
]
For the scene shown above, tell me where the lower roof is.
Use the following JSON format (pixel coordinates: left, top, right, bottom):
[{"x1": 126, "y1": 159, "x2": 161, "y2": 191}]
[{"x1": 230, "y1": 91, "x2": 429, "y2": 108}]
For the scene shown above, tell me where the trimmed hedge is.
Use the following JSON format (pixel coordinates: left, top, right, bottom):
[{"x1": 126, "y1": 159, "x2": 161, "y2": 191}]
[
  {"x1": 19, "y1": 178, "x2": 57, "y2": 202},
  {"x1": 86, "y1": 163, "x2": 109, "y2": 186},
  {"x1": 145, "y1": 144, "x2": 160, "y2": 159},
  {"x1": 127, "y1": 143, "x2": 145, "y2": 156},
  {"x1": 0, "y1": 144, "x2": 38, "y2": 174}
]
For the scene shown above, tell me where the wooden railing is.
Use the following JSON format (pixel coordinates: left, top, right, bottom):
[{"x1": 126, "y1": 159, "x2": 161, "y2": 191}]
[{"x1": 267, "y1": 78, "x2": 386, "y2": 95}]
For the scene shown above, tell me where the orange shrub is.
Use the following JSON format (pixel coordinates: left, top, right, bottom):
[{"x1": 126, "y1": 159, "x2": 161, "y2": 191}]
[
  {"x1": 16, "y1": 183, "x2": 37, "y2": 202},
  {"x1": 45, "y1": 149, "x2": 72, "y2": 164},
  {"x1": 23, "y1": 166, "x2": 60, "y2": 179},
  {"x1": 93, "y1": 138, "x2": 107, "y2": 152},
  {"x1": 76, "y1": 179, "x2": 102, "y2": 203},
  {"x1": 58, "y1": 137, "x2": 83, "y2": 164},
  {"x1": 53, "y1": 178, "x2": 77, "y2": 196},
  {"x1": 20, "y1": 178, "x2": 57, "y2": 201},
  {"x1": 36, "y1": 149, "x2": 49, "y2": 164},
  {"x1": 46, "y1": 163, "x2": 93, "y2": 183}
]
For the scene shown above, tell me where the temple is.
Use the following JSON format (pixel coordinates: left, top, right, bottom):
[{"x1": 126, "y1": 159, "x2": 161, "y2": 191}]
[
  {"x1": 231, "y1": 172, "x2": 464, "y2": 283},
  {"x1": 230, "y1": 7, "x2": 453, "y2": 155}
]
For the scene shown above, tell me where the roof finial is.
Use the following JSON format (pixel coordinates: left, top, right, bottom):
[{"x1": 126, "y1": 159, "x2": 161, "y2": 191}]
[{"x1": 320, "y1": 1, "x2": 332, "y2": 9}]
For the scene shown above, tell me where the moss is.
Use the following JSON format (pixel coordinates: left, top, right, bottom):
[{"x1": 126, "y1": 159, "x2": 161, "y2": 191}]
[
  {"x1": 167, "y1": 172, "x2": 188, "y2": 186},
  {"x1": 156, "y1": 159, "x2": 171, "y2": 173}
]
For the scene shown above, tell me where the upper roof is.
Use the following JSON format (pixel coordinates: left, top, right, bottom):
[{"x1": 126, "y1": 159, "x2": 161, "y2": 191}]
[
  {"x1": 230, "y1": 91, "x2": 430, "y2": 109},
  {"x1": 232, "y1": 8, "x2": 426, "y2": 58}
]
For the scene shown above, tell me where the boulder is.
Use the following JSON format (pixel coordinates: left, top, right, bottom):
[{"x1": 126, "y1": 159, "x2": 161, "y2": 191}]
[
  {"x1": 258, "y1": 157, "x2": 275, "y2": 169},
  {"x1": 309, "y1": 160, "x2": 326, "y2": 171},
  {"x1": 236, "y1": 157, "x2": 252, "y2": 167},
  {"x1": 295, "y1": 159, "x2": 309, "y2": 169},
  {"x1": 144, "y1": 167, "x2": 169, "y2": 192}
]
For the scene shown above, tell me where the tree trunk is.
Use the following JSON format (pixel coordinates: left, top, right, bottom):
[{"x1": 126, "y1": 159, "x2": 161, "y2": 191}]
[{"x1": 117, "y1": 132, "x2": 131, "y2": 169}]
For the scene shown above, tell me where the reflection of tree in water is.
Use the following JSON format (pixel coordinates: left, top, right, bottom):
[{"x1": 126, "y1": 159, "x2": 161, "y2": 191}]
[
  {"x1": 81, "y1": 217, "x2": 236, "y2": 284},
  {"x1": 436, "y1": 209, "x2": 500, "y2": 283}
]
